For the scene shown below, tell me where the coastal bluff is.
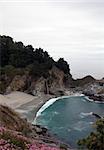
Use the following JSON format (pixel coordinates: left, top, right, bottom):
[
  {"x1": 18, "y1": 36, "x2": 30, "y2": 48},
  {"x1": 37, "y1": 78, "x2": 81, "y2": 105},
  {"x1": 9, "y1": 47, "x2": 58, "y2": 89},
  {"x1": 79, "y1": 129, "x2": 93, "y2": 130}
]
[
  {"x1": 0, "y1": 35, "x2": 103, "y2": 101},
  {"x1": 0, "y1": 104, "x2": 70, "y2": 149}
]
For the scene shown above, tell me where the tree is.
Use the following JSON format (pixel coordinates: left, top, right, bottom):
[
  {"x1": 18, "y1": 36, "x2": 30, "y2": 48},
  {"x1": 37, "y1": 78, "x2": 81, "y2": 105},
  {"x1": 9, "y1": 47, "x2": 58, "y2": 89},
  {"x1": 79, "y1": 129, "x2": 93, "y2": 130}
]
[
  {"x1": 77, "y1": 119, "x2": 104, "y2": 150},
  {"x1": 0, "y1": 35, "x2": 13, "y2": 67},
  {"x1": 55, "y1": 58, "x2": 70, "y2": 74},
  {"x1": 0, "y1": 35, "x2": 70, "y2": 77}
]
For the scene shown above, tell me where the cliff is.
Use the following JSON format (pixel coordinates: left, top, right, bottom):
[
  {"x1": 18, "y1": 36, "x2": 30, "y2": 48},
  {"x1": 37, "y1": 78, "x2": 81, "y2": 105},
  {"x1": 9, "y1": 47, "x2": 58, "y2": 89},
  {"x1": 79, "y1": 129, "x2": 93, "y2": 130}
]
[
  {"x1": 0, "y1": 35, "x2": 97, "y2": 96},
  {"x1": 0, "y1": 66, "x2": 72, "y2": 96},
  {"x1": 0, "y1": 104, "x2": 70, "y2": 150}
]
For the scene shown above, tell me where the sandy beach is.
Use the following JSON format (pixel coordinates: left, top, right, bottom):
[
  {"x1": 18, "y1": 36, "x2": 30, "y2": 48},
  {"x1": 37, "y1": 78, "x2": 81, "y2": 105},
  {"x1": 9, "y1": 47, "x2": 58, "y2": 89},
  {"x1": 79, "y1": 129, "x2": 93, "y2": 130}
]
[
  {"x1": 0, "y1": 91, "x2": 36, "y2": 108},
  {"x1": 0, "y1": 90, "x2": 76, "y2": 122},
  {"x1": 0, "y1": 91, "x2": 54, "y2": 122}
]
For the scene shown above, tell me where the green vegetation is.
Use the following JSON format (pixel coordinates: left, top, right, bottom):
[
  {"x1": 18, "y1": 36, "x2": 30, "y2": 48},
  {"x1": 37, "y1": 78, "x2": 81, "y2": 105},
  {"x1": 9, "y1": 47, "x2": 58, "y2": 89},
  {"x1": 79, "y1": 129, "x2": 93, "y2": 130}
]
[
  {"x1": 77, "y1": 119, "x2": 104, "y2": 150},
  {"x1": 0, "y1": 35, "x2": 70, "y2": 76},
  {"x1": 0, "y1": 35, "x2": 71, "y2": 93}
]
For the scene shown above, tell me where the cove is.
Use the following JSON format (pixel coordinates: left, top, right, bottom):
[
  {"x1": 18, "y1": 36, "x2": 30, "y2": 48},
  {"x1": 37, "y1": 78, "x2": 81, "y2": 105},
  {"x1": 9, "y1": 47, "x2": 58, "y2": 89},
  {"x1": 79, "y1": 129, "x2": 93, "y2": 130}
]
[{"x1": 33, "y1": 96, "x2": 104, "y2": 148}]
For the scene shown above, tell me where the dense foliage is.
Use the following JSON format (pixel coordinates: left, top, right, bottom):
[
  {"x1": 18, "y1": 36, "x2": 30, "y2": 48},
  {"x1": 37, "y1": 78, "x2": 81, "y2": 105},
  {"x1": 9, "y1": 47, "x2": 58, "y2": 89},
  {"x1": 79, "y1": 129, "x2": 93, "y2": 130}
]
[
  {"x1": 77, "y1": 119, "x2": 104, "y2": 150},
  {"x1": 0, "y1": 35, "x2": 70, "y2": 77}
]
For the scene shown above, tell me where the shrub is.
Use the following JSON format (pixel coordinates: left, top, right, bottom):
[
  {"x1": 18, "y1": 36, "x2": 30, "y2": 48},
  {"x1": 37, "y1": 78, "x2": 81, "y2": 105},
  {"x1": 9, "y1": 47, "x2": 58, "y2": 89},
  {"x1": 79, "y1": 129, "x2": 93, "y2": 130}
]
[{"x1": 77, "y1": 119, "x2": 104, "y2": 150}]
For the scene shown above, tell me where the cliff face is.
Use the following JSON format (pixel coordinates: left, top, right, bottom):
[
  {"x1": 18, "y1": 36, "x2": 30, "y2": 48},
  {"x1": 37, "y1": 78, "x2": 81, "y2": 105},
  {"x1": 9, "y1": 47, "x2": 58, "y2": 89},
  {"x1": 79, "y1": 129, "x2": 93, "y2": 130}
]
[
  {"x1": 4, "y1": 66, "x2": 72, "y2": 96},
  {"x1": 6, "y1": 75, "x2": 28, "y2": 93},
  {"x1": 0, "y1": 66, "x2": 98, "y2": 96},
  {"x1": 0, "y1": 35, "x2": 98, "y2": 96},
  {"x1": 33, "y1": 66, "x2": 69, "y2": 95}
]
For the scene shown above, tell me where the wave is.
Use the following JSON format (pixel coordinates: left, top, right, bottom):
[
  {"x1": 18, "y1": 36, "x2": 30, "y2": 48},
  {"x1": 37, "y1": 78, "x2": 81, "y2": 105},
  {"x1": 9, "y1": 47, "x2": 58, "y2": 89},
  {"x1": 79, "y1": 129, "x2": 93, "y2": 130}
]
[
  {"x1": 80, "y1": 112, "x2": 93, "y2": 118},
  {"x1": 36, "y1": 97, "x2": 60, "y2": 117},
  {"x1": 36, "y1": 93, "x2": 103, "y2": 119},
  {"x1": 36, "y1": 94, "x2": 85, "y2": 118},
  {"x1": 81, "y1": 112, "x2": 93, "y2": 116},
  {"x1": 84, "y1": 96, "x2": 104, "y2": 104},
  {"x1": 84, "y1": 96, "x2": 94, "y2": 102},
  {"x1": 94, "y1": 101, "x2": 104, "y2": 104}
]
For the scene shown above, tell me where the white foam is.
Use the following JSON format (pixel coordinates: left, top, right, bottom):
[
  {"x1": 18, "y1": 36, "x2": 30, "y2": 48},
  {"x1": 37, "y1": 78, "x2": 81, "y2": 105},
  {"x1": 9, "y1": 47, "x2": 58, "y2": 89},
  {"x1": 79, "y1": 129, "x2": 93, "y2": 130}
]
[
  {"x1": 36, "y1": 97, "x2": 60, "y2": 117},
  {"x1": 89, "y1": 122, "x2": 94, "y2": 125},
  {"x1": 35, "y1": 94, "x2": 104, "y2": 119},
  {"x1": 84, "y1": 96, "x2": 104, "y2": 104},
  {"x1": 36, "y1": 95, "x2": 73, "y2": 118},
  {"x1": 84, "y1": 96, "x2": 93, "y2": 102},
  {"x1": 36, "y1": 95, "x2": 86, "y2": 118},
  {"x1": 54, "y1": 111, "x2": 59, "y2": 115},
  {"x1": 95, "y1": 101, "x2": 104, "y2": 104},
  {"x1": 36, "y1": 94, "x2": 83, "y2": 117},
  {"x1": 81, "y1": 112, "x2": 93, "y2": 116},
  {"x1": 79, "y1": 112, "x2": 93, "y2": 118}
]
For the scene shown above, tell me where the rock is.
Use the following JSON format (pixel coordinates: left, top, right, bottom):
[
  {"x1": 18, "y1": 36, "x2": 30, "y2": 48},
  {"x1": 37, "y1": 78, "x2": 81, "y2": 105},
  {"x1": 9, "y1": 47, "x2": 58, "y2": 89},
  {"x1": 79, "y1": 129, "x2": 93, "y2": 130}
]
[
  {"x1": 88, "y1": 95, "x2": 104, "y2": 102},
  {"x1": 29, "y1": 66, "x2": 69, "y2": 96},
  {"x1": 83, "y1": 90, "x2": 95, "y2": 96},
  {"x1": 6, "y1": 75, "x2": 28, "y2": 93},
  {"x1": 34, "y1": 126, "x2": 43, "y2": 133},
  {"x1": 72, "y1": 75, "x2": 95, "y2": 87},
  {"x1": 92, "y1": 113, "x2": 101, "y2": 119}
]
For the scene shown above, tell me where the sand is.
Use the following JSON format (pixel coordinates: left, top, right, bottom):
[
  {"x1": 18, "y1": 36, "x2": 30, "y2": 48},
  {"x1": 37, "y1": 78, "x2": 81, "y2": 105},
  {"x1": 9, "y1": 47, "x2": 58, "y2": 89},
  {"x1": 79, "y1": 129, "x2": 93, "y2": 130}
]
[
  {"x1": 0, "y1": 91, "x2": 37, "y2": 108},
  {"x1": 0, "y1": 91, "x2": 54, "y2": 122}
]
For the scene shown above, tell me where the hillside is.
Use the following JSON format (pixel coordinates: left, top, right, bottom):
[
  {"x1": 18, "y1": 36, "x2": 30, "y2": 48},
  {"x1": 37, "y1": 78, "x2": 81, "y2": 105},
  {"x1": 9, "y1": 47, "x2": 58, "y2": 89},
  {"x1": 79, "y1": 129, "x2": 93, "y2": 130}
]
[
  {"x1": 0, "y1": 35, "x2": 104, "y2": 149},
  {"x1": 0, "y1": 104, "x2": 70, "y2": 149},
  {"x1": 0, "y1": 35, "x2": 73, "y2": 95},
  {"x1": 0, "y1": 35, "x2": 97, "y2": 96}
]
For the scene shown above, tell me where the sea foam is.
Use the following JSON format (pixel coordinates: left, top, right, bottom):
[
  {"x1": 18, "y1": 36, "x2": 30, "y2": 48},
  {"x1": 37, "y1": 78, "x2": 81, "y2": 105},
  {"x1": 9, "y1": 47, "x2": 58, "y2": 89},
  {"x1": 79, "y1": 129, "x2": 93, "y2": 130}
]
[
  {"x1": 80, "y1": 112, "x2": 93, "y2": 118},
  {"x1": 36, "y1": 95, "x2": 85, "y2": 118},
  {"x1": 84, "y1": 96, "x2": 104, "y2": 104},
  {"x1": 36, "y1": 97, "x2": 59, "y2": 117}
]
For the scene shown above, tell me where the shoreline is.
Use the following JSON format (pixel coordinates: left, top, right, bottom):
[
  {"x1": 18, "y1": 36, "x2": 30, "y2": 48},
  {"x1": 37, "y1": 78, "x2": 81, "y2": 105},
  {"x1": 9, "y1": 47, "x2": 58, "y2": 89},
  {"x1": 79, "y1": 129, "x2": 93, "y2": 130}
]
[
  {"x1": 20, "y1": 94, "x2": 55, "y2": 122},
  {"x1": 0, "y1": 90, "x2": 78, "y2": 122},
  {"x1": 20, "y1": 93, "x2": 83, "y2": 122},
  {"x1": 0, "y1": 91, "x2": 55, "y2": 122},
  {"x1": 0, "y1": 91, "x2": 104, "y2": 123}
]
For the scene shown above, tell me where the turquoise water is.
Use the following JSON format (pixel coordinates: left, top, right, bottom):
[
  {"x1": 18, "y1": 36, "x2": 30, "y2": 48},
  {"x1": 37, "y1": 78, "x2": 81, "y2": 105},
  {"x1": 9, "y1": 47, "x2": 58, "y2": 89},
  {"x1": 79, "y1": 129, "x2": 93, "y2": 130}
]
[{"x1": 34, "y1": 96, "x2": 104, "y2": 148}]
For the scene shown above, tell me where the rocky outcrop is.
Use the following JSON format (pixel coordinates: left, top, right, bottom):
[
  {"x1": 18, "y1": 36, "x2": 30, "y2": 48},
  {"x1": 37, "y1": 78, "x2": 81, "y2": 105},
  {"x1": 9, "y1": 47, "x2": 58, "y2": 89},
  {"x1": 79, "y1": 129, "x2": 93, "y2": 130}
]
[
  {"x1": 83, "y1": 81, "x2": 104, "y2": 102},
  {"x1": 6, "y1": 75, "x2": 27, "y2": 93},
  {"x1": 5, "y1": 66, "x2": 72, "y2": 96},
  {"x1": 85, "y1": 94, "x2": 104, "y2": 102},
  {"x1": 92, "y1": 113, "x2": 102, "y2": 119},
  {"x1": 1, "y1": 64, "x2": 103, "y2": 99},
  {"x1": 72, "y1": 75, "x2": 95, "y2": 88},
  {"x1": 47, "y1": 66, "x2": 65, "y2": 95},
  {"x1": 30, "y1": 66, "x2": 66, "y2": 96}
]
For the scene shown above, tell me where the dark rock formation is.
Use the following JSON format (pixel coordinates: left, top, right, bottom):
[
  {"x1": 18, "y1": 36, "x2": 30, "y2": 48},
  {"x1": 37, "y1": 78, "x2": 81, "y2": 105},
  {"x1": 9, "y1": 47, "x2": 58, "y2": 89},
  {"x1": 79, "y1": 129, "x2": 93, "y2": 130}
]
[
  {"x1": 92, "y1": 113, "x2": 102, "y2": 119},
  {"x1": 88, "y1": 95, "x2": 104, "y2": 102}
]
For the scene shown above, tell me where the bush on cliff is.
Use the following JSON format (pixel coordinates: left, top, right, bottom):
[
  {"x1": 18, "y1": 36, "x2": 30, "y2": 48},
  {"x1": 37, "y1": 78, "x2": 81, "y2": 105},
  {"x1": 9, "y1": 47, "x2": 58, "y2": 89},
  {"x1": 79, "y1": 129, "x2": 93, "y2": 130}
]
[{"x1": 77, "y1": 119, "x2": 104, "y2": 150}]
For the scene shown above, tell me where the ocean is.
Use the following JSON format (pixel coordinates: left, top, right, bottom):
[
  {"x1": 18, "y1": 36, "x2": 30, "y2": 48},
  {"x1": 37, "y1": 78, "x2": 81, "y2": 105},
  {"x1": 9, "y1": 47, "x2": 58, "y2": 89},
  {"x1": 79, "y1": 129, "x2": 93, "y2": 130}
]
[{"x1": 33, "y1": 96, "x2": 104, "y2": 148}]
